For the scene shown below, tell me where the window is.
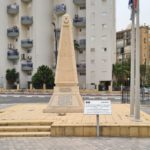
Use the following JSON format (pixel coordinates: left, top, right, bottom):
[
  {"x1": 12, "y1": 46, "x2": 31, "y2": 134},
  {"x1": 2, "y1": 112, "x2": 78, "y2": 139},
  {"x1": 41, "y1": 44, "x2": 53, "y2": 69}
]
[
  {"x1": 101, "y1": 35, "x2": 107, "y2": 40},
  {"x1": 80, "y1": 6, "x2": 86, "y2": 9},
  {"x1": 102, "y1": 24, "x2": 107, "y2": 29},
  {"x1": 104, "y1": 48, "x2": 107, "y2": 52},
  {"x1": 101, "y1": 11, "x2": 107, "y2": 16},
  {"x1": 90, "y1": 48, "x2": 95, "y2": 52},
  {"x1": 80, "y1": 72, "x2": 86, "y2": 76}
]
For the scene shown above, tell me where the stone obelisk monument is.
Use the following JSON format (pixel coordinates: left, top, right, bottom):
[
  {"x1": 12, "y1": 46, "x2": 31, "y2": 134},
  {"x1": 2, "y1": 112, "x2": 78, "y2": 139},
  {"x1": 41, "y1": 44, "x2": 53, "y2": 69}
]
[{"x1": 44, "y1": 14, "x2": 83, "y2": 113}]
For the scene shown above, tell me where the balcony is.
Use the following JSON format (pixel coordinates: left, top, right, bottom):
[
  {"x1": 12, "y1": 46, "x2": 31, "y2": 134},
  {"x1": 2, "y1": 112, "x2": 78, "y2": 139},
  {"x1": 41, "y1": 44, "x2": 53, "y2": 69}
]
[
  {"x1": 7, "y1": 4, "x2": 19, "y2": 15},
  {"x1": 7, "y1": 26, "x2": 19, "y2": 38},
  {"x1": 73, "y1": 0, "x2": 86, "y2": 7},
  {"x1": 22, "y1": 61, "x2": 33, "y2": 71},
  {"x1": 21, "y1": 39, "x2": 33, "y2": 49},
  {"x1": 21, "y1": 0, "x2": 32, "y2": 3},
  {"x1": 74, "y1": 39, "x2": 86, "y2": 50},
  {"x1": 7, "y1": 49, "x2": 19, "y2": 60},
  {"x1": 77, "y1": 63, "x2": 86, "y2": 74},
  {"x1": 54, "y1": 4, "x2": 66, "y2": 16},
  {"x1": 73, "y1": 15, "x2": 86, "y2": 28},
  {"x1": 21, "y1": 16, "x2": 33, "y2": 26}
]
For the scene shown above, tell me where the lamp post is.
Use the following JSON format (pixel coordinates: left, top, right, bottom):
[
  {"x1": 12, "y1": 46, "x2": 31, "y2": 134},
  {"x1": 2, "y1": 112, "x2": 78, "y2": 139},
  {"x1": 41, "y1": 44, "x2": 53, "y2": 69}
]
[
  {"x1": 121, "y1": 47, "x2": 124, "y2": 103},
  {"x1": 52, "y1": 22, "x2": 58, "y2": 65}
]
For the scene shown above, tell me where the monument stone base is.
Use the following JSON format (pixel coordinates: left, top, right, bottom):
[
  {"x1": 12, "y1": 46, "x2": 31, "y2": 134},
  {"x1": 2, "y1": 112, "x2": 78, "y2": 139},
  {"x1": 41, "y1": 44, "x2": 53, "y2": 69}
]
[{"x1": 43, "y1": 86, "x2": 83, "y2": 113}]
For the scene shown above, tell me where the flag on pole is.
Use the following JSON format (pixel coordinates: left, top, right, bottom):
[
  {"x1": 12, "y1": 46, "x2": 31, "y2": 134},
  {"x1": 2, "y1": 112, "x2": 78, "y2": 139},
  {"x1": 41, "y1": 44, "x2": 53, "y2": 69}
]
[
  {"x1": 128, "y1": 0, "x2": 133, "y2": 9},
  {"x1": 129, "y1": 0, "x2": 138, "y2": 11},
  {"x1": 134, "y1": 0, "x2": 138, "y2": 11},
  {"x1": 128, "y1": 0, "x2": 138, "y2": 20}
]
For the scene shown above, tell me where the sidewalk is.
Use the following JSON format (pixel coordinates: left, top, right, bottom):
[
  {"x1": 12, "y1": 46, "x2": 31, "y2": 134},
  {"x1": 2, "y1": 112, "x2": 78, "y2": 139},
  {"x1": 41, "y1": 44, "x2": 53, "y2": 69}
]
[{"x1": 0, "y1": 88, "x2": 121, "y2": 96}]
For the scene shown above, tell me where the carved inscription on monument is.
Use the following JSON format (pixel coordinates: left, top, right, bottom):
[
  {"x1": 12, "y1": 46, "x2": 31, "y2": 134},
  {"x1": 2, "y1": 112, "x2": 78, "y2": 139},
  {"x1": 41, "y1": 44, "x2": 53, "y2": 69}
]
[
  {"x1": 59, "y1": 88, "x2": 72, "y2": 92},
  {"x1": 58, "y1": 95, "x2": 72, "y2": 106}
]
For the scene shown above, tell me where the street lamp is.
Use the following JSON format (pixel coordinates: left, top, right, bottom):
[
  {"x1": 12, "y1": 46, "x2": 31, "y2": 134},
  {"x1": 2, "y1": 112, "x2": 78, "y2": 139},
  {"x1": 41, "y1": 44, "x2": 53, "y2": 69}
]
[
  {"x1": 52, "y1": 22, "x2": 58, "y2": 65},
  {"x1": 121, "y1": 47, "x2": 124, "y2": 103}
]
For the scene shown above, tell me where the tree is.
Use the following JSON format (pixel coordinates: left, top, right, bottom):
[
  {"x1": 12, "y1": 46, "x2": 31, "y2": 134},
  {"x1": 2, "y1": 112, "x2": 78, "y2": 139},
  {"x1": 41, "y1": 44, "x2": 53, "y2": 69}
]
[
  {"x1": 140, "y1": 64, "x2": 146, "y2": 87},
  {"x1": 32, "y1": 65, "x2": 54, "y2": 89},
  {"x1": 112, "y1": 61, "x2": 130, "y2": 86},
  {"x1": 6, "y1": 68, "x2": 19, "y2": 85}
]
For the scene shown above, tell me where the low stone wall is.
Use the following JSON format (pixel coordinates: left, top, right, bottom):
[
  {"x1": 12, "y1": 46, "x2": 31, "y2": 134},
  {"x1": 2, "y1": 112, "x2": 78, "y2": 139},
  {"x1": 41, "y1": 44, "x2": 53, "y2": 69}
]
[{"x1": 51, "y1": 125, "x2": 150, "y2": 137}]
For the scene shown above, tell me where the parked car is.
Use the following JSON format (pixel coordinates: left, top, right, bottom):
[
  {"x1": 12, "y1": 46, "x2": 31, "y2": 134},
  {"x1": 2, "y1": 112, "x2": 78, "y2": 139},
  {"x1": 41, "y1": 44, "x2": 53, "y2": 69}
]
[{"x1": 141, "y1": 87, "x2": 150, "y2": 94}]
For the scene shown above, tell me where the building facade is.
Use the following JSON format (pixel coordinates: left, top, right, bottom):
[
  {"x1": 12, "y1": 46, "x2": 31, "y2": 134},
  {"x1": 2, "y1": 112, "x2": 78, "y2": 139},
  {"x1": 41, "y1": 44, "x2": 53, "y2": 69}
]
[
  {"x1": 116, "y1": 25, "x2": 150, "y2": 65},
  {"x1": 0, "y1": 0, "x2": 116, "y2": 89}
]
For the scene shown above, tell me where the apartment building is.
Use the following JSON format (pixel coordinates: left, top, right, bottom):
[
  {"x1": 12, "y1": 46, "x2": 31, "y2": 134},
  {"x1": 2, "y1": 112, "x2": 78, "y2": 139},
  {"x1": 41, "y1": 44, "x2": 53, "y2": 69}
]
[
  {"x1": 0, "y1": 0, "x2": 116, "y2": 89},
  {"x1": 116, "y1": 25, "x2": 150, "y2": 65}
]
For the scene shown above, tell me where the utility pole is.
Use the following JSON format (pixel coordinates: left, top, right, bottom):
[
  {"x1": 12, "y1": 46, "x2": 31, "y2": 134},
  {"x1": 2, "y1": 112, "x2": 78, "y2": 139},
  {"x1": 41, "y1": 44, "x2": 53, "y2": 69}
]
[
  {"x1": 134, "y1": 0, "x2": 140, "y2": 120},
  {"x1": 130, "y1": 2, "x2": 135, "y2": 116}
]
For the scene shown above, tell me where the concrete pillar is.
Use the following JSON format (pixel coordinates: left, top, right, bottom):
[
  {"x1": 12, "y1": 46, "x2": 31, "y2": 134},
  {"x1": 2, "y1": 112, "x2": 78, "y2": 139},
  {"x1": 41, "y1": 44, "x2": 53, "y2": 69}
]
[
  {"x1": 29, "y1": 83, "x2": 33, "y2": 91},
  {"x1": 43, "y1": 83, "x2": 46, "y2": 90}
]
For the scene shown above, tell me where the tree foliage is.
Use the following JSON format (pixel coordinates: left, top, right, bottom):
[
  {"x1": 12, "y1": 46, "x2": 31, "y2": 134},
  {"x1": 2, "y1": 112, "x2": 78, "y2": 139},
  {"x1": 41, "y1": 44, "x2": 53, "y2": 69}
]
[
  {"x1": 6, "y1": 68, "x2": 19, "y2": 84},
  {"x1": 32, "y1": 65, "x2": 54, "y2": 89},
  {"x1": 113, "y1": 61, "x2": 130, "y2": 86}
]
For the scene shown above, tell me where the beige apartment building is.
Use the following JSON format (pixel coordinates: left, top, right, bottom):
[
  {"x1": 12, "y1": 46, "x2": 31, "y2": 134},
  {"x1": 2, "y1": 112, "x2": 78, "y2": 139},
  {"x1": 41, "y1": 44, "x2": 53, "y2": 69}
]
[
  {"x1": 116, "y1": 25, "x2": 150, "y2": 65},
  {"x1": 0, "y1": 0, "x2": 116, "y2": 89}
]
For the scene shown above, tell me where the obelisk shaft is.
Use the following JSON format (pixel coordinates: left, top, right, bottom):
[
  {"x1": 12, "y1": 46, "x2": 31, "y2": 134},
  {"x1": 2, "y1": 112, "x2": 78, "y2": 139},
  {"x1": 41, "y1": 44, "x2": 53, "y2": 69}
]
[{"x1": 44, "y1": 14, "x2": 83, "y2": 113}]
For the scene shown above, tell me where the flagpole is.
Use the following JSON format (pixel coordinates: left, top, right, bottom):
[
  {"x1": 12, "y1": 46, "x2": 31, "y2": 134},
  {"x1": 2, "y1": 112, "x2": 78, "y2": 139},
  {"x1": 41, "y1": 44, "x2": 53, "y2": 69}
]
[
  {"x1": 130, "y1": 4, "x2": 135, "y2": 116},
  {"x1": 134, "y1": 0, "x2": 140, "y2": 120}
]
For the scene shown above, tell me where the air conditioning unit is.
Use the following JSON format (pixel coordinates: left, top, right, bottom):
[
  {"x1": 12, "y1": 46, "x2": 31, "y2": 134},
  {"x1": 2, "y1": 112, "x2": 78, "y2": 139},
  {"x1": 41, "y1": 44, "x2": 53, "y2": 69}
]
[{"x1": 27, "y1": 55, "x2": 32, "y2": 61}]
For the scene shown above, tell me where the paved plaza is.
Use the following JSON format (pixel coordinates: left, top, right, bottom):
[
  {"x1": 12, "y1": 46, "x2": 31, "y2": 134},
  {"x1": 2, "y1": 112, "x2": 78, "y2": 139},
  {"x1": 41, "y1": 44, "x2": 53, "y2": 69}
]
[{"x1": 0, "y1": 137, "x2": 150, "y2": 150}]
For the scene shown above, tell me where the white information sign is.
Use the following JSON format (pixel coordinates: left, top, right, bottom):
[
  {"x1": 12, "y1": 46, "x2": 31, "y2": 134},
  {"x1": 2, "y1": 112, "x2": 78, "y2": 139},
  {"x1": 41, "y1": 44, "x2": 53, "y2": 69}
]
[{"x1": 84, "y1": 100, "x2": 112, "y2": 115}]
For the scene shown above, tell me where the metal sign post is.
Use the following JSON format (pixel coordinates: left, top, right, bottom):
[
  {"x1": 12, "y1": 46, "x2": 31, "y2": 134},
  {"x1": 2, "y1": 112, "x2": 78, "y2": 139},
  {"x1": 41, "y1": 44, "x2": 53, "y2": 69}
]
[
  {"x1": 84, "y1": 100, "x2": 112, "y2": 137},
  {"x1": 96, "y1": 114, "x2": 99, "y2": 137}
]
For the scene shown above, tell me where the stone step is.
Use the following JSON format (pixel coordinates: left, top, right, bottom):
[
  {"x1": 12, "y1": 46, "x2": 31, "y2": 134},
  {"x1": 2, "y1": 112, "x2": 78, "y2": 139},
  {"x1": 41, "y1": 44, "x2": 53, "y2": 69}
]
[
  {"x1": 0, "y1": 121, "x2": 52, "y2": 126},
  {"x1": 0, "y1": 132, "x2": 51, "y2": 137},
  {"x1": 0, "y1": 126, "x2": 51, "y2": 132}
]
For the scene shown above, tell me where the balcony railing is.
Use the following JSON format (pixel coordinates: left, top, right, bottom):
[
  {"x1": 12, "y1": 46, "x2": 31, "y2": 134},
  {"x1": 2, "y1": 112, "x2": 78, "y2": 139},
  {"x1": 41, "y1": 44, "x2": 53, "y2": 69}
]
[
  {"x1": 21, "y1": 39, "x2": 33, "y2": 49},
  {"x1": 21, "y1": 0, "x2": 32, "y2": 3},
  {"x1": 7, "y1": 49, "x2": 19, "y2": 60},
  {"x1": 7, "y1": 4, "x2": 19, "y2": 15},
  {"x1": 73, "y1": 15, "x2": 86, "y2": 28},
  {"x1": 22, "y1": 61, "x2": 33, "y2": 71},
  {"x1": 54, "y1": 4, "x2": 66, "y2": 16},
  {"x1": 77, "y1": 63, "x2": 86, "y2": 74},
  {"x1": 74, "y1": 39, "x2": 86, "y2": 50},
  {"x1": 73, "y1": 0, "x2": 86, "y2": 7},
  {"x1": 21, "y1": 16, "x2": 33, "y2": 26},
  {"x1": 7, "y1": 26, "x2": 19, "y2": 38}
]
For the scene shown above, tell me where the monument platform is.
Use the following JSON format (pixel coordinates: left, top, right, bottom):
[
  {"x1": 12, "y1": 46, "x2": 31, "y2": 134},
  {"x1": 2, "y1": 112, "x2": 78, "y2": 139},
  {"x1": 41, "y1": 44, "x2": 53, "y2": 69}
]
[{"x1": 0, "y1": 104, "x2": 150, "y2": 137}]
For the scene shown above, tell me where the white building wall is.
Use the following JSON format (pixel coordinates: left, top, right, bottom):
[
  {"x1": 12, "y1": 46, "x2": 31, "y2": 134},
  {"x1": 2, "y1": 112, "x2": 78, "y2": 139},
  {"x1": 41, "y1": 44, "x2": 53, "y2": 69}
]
[
  {"x1": 0, "y1": 0, "x2": 116, "y2": 89},
  {"x1": 86, "y1": 0, "x2": 116, "y2": 89}
]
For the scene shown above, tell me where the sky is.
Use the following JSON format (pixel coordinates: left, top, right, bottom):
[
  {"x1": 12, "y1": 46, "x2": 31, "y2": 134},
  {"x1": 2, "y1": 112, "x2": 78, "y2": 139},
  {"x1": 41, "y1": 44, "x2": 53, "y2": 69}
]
[{"x1": 116, "y1": 0, "x2": 150, "y2": 31}]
